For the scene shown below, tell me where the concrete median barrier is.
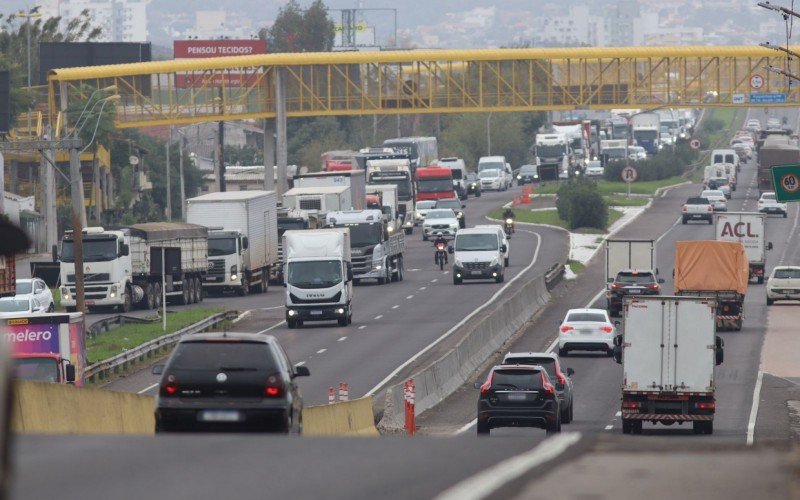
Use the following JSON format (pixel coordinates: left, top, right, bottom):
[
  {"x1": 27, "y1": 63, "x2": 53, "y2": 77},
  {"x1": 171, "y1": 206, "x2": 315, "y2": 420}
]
[
  {"x1": 302, "y1": 397, "x2": 378, "y2": 436},
  {"x1": 378, "y1": 274, "x2": 551, "y2": 431},
  {"x1": 12, "y1": 380, "x2": 154, "y2": 435}
]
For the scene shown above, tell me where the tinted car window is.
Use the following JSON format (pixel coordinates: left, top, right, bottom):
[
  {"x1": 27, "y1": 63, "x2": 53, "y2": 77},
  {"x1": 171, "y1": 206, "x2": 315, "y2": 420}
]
[
  {"x1": 687, "y1": 197, "x2": 710, "y2": 204},
  {"x1": 491, "y1": 369, "x2": 542, "y2": 390},
  {"x1": 616, "y1": 272, "x2": 656, "y2": 284},
  {"x1": 775, "y1": 268, "x2": 800, "y2": 279},
  {"x1": 566, "y1": 312, "x2": 607, "y2": 322},
  {"x1": 15, "y1": 282, "x2": 32, "y2": 294},
  {"x1": 505, "y1": 357, "x2": 555, "y2": 379},
  {"x1": 435, "y1": 200, "x2": 461, "y2": 210},
  {"x1": 168, "y1": 341, "x2": 278, "y2": 373}
]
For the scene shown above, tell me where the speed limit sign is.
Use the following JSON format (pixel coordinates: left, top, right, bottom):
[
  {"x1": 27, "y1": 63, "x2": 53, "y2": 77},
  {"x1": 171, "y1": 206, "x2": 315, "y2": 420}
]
[
  {"x1": 771, "y1": 164, "x2": 800, "y2": 201},
  {"x1": 689, "y1": 139, "x2": 701, "y2": 150},
  {"x1": 750, "y1": 74, "x2": 764, "y2": 90},
  {"x1": 621, "y1": 165, "x2": 638, "y2": 183},
  {"x1": 781, "y1": 173, "x2": 800, "y2": 193}
]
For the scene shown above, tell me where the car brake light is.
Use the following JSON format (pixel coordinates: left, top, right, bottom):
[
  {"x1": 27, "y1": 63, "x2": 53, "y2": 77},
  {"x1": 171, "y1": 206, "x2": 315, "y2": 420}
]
[
  {"x1": 541, "y1": 373, "x2": 556, "y2": 396},
  {"x1": 560, "y1": 325, "x2": 573, "y2": 333},
  {"x1": 556, "y1": 370, "x2": 567, "y2": 385},
  {"x1": 162, "y1": 380, "x2": 178, "y2": 396},
  {"x1": 480, "y1": 372, "x2": 493, "y2": 394},
  {"x1": 600, "y1": 325, "x2": 613, "y2": 333},
  {"x1": 647, "y1": 283, "x2": 660, "y2": 290},
  {"x1": 265, "y1": 374, "x2": 284, "y2": 398},
  {"x1": 611, "y1": 282, "x2": 624, "y2": 289}
]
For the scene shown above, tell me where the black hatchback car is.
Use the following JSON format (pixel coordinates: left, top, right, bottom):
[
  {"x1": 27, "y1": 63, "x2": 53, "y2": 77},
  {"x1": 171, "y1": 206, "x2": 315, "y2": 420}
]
[
  {"x1": 475, "y1": 364, "x2": 561, "y2": 435},
  {"x1": 607, "y1": 270, "x2": 664, "y2": 317},
  {"x1": 153, "y1": 332, "x2": 309, "y2": 433},
  {"x1": 517, "y1": 165, "x2": 539, "y2": 185},
  {"x1": 466, "y1": 173, "x2": 482, "y2": 197}
]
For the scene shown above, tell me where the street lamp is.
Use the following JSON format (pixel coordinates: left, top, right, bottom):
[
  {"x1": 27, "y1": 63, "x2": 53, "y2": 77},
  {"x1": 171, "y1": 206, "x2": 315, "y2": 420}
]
[
  {"x1": 487, "y1": 112, "x2": 493, "y2": 155},
  {"x1": 73, "y1": 85, "x2": 118, "y2": 134},
  {"x1": 175, "y1": 128, "x2": 187, "y2": 220},
  {"x1": 16, "y1": 9, "x2": 42, "y2": 88}
]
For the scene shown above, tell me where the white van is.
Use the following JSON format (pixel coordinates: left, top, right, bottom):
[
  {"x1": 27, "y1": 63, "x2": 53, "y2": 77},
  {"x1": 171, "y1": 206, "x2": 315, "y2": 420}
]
[
  {"x1": 475, "y1": 225, "x2": 510, "y2": 266},
  {"x1": 478, "y1": 155, "x2": 512, "y2": 188},
  {"x1": 452, "y1": 227, "x2": 507, "y2": 285},
  {"x1": 437, "y1": 157, "x2": 469, "y2": 200},
  {"x1": 711, "y1": 149, "x2": 739, "y2": 172}
]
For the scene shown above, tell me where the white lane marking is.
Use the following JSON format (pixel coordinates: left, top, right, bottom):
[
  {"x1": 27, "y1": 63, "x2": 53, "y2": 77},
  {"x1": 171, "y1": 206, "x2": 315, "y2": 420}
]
[
  {"x1": 434, "y1": 433, "x2": 582, "y2": 500},
  {"x1": 604, "y1": 425, "x2": 614, "y2": 430},
  {"x1": 746, "y1": 370, "x2": 764, "y2": 446},
  {"x1": 456, "y1": 418, "x2": 477, "y2": 434},
  {"x1": 337, "y1": 336, "x2": 347, "y2": 342},
  {"x1": 232, "y1": 310, "x2": 251, "y2": 323},
  {"x1": 317, "y1": 349, "x2": 327, "y2": 354},
  {"x1": 392, "y1": 305, "x2": 400, "y2": 309},
  {"x1": 365, "y1": 231, "x2": 542, "y2": 397},
  {"x1": 419, "y1": 286, "x2": 427, "y2": 291},
  {"x1": 358, "y1": 325, "x2": 366, "y2": 330},
  {"x1": 431, "y1": 279, "x2": 439, "y2": 283},
  {"x1": 295, "y1": 361, "x2": 306, "y2": 367},
  {"x1": 615, "y1": 411, "x2": 621, "y2": 417},
  {"x1": 256, "y1": 320, "x2": 286, "y2": 334},
  {"x1": 138, "y1": 382, "x2": 159, "y2": 395},
  {"x1": 406, "y1": 295, "x2": 414, "y2": 299},
  {"x1": 374, "y1": 314, "x2": 383, "y2": 320},
  {"x1": 260, "y1": 306, "x2": 285, "y2": 310}
]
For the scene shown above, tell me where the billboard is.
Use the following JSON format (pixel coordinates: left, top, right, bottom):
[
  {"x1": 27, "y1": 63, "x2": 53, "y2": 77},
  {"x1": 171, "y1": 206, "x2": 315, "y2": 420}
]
[
  {"x1": 173, "y1": 40, "x2": 267, "y2": 89},
  {"x1": 39, "y1": 42, "x2": 152, "y2": 85}
]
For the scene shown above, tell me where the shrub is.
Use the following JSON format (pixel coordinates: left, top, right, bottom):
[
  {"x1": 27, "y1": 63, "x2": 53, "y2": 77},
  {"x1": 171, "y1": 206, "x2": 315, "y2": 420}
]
[
  {"x1": 603, "y1": 144, "x2": 697, "y2": 182},
  {"x1": 556, "y1": 178, "x2": 608, "y2": 230}
]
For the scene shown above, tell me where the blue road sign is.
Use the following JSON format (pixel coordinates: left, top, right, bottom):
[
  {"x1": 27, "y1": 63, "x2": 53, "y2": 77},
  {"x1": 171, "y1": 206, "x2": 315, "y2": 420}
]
[{"x1": 750, "y1": 92, "x2": 787, "y2": 104}]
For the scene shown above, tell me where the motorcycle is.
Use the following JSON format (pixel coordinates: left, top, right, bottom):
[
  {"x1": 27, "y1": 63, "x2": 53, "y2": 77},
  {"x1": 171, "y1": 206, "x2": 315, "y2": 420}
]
[
  {"x1": 504, "y1": 218, "x2": 515, "y2": 237},
  {"x1": 434, "y1": 240, "x2": 448, "y2": 270}
]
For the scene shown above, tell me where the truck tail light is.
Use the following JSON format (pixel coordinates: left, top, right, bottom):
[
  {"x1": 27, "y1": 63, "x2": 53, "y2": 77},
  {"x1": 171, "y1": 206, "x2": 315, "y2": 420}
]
[
  {"x1": 560, "y1": 325, "x2": 573, "y2": 333},
  {"x1": 695, "y1": 401, "x2": 715, "y2": 410},
  {"x1": 622, "y1": 401, "x2": 640, "y2": 409}
]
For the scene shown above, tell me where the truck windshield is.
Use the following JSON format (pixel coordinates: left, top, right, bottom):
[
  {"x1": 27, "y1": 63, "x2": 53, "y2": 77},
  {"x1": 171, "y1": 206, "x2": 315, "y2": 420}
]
[
  {"x1": 61, "y1": 238, "x2": 117, "y2": 263},
  {"x1": 288, "y1": 260, "x2": 343, "y2": 288},
  {"x1": 604, "y1": 148, "x2": 627, "y2": 158},
  {"x1": 478, "y1": 161, "x2": 504, "y2": 171},
  {"x1": 536, "y1": 145, "x2": 566, "y2": 158},
  {"x1": 369, "y1": 177, "x2": 413, "y2": 201},
  {"x1": 417, "y1": 179, "x2": 453, "y2": 193},
  {"x1": 634, "y1": 130, "x2": 658, "y2": 141},
  {"x1": 456, "y1": 234, "x2": 498, "y2": 251},
  {"x1": 334, "y1": 222, "x2": 382, "y2": 247},
  {"x1": 208, "y1": 237, "x2": 237, "y2": 256},
  {"x1": 0, "y1": 299, "x2": 30, "y2": 312},
  {"x1": 14, "y1": 358, "x2": 59, "y2": 383}
]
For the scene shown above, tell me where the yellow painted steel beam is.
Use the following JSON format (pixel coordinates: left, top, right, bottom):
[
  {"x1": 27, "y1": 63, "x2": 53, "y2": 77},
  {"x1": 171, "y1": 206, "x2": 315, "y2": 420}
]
[{"x1": 45, "y1": 45, "x2": 800, "y2": 129}]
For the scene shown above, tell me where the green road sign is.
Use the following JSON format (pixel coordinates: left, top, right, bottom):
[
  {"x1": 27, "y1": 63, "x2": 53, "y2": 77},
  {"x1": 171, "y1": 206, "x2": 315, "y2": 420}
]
[{"x1": 772, "y1": 164, "x2": 800, "y2": 202}]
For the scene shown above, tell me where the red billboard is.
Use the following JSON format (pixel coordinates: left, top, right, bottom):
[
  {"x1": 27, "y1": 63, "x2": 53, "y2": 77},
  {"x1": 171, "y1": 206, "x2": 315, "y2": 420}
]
[{"x1": 173, "y1": 40, "x2": 267, "y2": 88}]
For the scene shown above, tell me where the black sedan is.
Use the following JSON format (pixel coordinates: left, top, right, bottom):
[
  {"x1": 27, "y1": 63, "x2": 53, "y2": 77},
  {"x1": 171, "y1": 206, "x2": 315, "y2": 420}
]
[
  {"x1": 153, "y1": 332, "x2": 309, "y2": 433},
  {"x1": 516, "y1": 165, "x2": 539, "y2": 185},
  {"x1": 475, "y1": 364, "x2": 561, "y2": 435},
  {"x1": 465, "y1": 173, "x2": 482, "y2": 197}
]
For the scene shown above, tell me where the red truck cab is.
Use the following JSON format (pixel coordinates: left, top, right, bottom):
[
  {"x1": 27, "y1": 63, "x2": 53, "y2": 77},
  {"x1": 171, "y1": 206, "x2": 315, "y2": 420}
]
[
  {"x1": 13, "y1": 353, "x2": 76, "y2": 384},
  {"x1": 416, "y1": 166, "x2": 455, "y2": 201}
]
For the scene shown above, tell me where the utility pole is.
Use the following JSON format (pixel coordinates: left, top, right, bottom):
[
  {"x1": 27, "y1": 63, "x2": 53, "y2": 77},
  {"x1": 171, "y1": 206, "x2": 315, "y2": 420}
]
[
  {"x1": 263, "y1": 118, "x2": 275, "y2": 192},
  {"x1": 275, "y1": 68, "x2": 287, "y2": 197},
  {"x1": 68, "y1": 146, "x2": 86, "y2": 314},
  {"x1": 166, "y1": 127, "x2": 172, "y2": 220},
  {"x1": 178, "y1": 131, "x2": 185, "y2": 219},
  {"x1": 218, "y1": 121, "x2": 226, "y2": 192}
]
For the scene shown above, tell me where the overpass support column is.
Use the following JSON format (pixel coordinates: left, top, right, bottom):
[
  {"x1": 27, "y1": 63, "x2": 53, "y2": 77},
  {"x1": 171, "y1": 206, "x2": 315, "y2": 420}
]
[
  {"x1": 275, "y1": 67, "x2": 287, "y2": 197},
  {"x1": 263, "y1": 118, "x2": 275, "y2": 192}
]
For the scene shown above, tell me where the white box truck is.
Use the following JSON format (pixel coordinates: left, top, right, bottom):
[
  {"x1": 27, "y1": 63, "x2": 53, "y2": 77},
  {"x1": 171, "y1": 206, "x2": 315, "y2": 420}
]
[
  {"x1": 292, "y1": 170, "x2": 366, "y2": 211},
  {"x1": 715, "y1": 212, "x2": 771, "y2": 284},
  {"x1": 613, "y1": 296, "x2": 724, "y2": 435},
  {"x1": 186, "y1": 191, "x2": 278, "y2": 296},
  {"x1": 283, "y1": 228, "x2": 353, "y2": 328},
  {"x1": 282, "y1": 186, "x2": 353, "y2": 215}
]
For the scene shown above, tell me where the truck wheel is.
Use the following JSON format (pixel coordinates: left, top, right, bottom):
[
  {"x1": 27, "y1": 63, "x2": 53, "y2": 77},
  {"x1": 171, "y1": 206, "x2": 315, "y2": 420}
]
[
  {"x1": 757, "y1": 276, "x2": 764, "y2": 285},
  {"x1": 154, "y1": 282, "x2": 163, "y2": 308},
  {"x1": 397, "y1": 258, "x2": 404, "y2": 281},
  {"x1": 767, "y1": 297, "x2": 774, "y2": 305},
  {"x1": 704, "y1": 421, "x2": 714, "y2": 435},
  {"x1": 692, "y1": 422, "x2": 705, "y2": 435},
  {"x1": 261, "y1": 270, "x2": 269, "y2": 293},
  {"x1": 120, "y1": 287, "x2": 132, "y2": 313},
  {"x1": 477, "y1": 420, "x2": 490, "y2": 435},
  {"x1": 622, "y1": 420, "x2": 632, "y2": 434},
  {"x1": 392, "y1": 259, "x2": 400, "y2": 282},
  {"x1": 236, "y1": 280, "x2": 248, "y2": 297},
  {"x1": 145, "y1": 283, "x2": 156, "y2": 310}
]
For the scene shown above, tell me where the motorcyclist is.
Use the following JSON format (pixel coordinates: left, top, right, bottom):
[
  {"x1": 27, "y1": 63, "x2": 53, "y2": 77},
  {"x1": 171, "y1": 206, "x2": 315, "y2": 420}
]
[
  {"x1": 434, "y1": 233, "x2": 449, "y2": 265},
  {"x1": 502, "y1": 208, "x2": 516, "y2": 221}
]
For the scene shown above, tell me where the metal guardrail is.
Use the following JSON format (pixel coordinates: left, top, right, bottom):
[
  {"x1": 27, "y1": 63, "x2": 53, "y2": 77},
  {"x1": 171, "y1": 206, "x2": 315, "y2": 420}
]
[
  {"x1": 545, "y1": 262, "x2": 566, "y2": 290},
  {"x1": 85, "y1": 310, "x2": 238, "y2": 383}
]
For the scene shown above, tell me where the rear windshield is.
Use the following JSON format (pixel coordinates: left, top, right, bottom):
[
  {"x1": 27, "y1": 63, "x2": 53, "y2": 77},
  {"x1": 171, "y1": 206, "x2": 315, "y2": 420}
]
[
  {"x1": 566, "y1": 312, "x2": 607, "y2": 323},
  {"x1": 774, "y1": 268, "x2": 800, "y2": 279},
  {"x1": 616, "y1": 272, "x2": 656, "y2": 284},
  {"x1": 687, "y1": 197, "x2": 709, "y2": 204},
  {"x1": 168, "y1": 342, "x2": 277, "y2": 373},
  {"x1": 436, "y1": 199, "x2": 461, "y2": 210},
  {"x1": 504, "y1": 357, "x2": 555, "y2": 378},
  {"x1": 491, "y1": 369, "x2": 542, "y2": 390},
  {"x1": 762, "y1": 193, "x2": 776, "y2": 201}
]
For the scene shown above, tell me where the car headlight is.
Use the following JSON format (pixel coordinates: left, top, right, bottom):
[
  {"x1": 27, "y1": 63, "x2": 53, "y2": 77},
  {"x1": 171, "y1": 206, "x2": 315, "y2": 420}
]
[
  {"x1": 416, "y1": 213, "x2": 423, "y2": 219},
  {"x1": 288, "y1": 309, "x2": 297, "y2": 317},
  {"x1": 517, "y1": 175, "x2": 522, "y2": 179},
  {"x1": 387, "y1": 226, "x2": 394, "y2": 233},
  {"x1": 457, "y1": 212, "x2": 463, "y2": 218},
  {"x1": 450, "y1": 223, "x2": 459, "y2": 229},
  {"x1": 490, "y1": 257, "x2": 500, "y2": 267},
  {"x1": 109, "y1": 285, "x2": 118, "y2": 298}
]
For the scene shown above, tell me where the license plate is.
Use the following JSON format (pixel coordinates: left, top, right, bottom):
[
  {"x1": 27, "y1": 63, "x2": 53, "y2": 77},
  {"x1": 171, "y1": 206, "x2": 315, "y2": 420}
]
[
  {"x1": 580, "y1": 329, "x2": 593, "y2": 335},
  {"x1": 198, "y1": 410, "x2": 242, "y2": 422},
  {"x1": 507, "y1": 393, "x2": 527, "y2": 401},
  {"x1": 629, "y1": 288, "x2": 643, "y2": 294},
  {"x1": 310, "y1": 310, "x2": 323, "y2": 315},
  {"x1": 206, "y1": 276, "x2": 217, "y2": 281},
  {"x1": 471, "y1": 270, "x2": 483, "y2": 275},
  {"x1": 692, "y1": 214, "x2": 702, "y2": 218}
]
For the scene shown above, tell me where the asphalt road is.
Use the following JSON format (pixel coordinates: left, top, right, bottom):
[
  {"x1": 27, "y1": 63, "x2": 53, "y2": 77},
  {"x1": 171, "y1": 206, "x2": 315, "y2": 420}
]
[{"x1": 103, "y1": 187, "x2": 569, "y2": 405}]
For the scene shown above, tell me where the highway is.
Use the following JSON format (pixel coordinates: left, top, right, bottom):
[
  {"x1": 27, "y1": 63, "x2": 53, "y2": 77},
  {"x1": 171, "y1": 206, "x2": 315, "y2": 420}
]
[{"x1": 103, "y1": 188, "x2": 569, "y2": 405}]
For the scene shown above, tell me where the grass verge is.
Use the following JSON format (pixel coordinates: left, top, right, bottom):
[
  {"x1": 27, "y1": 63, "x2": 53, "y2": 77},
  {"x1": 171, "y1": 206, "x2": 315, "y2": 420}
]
[
  {"x1": 489, "y1": 208, "x2": 624, "y2": 232},
  {"x1": 532, "y1": 177, "x2": 685, "y2": 196},
  {"x1": 604, "y1": 195, "x2": 650, "y2": 207},
  {"x1": 567, "y1": 260, "x2": 585, "y2": 274},
  {"x1": 51, "y1": 288, "x2": 61, "y2": 311},
  {"x1": 86, "y1": 307, "x2": 224, "y2": 362}
]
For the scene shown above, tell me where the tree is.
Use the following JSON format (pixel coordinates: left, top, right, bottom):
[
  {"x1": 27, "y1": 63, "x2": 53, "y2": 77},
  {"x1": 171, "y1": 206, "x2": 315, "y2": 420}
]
[
  {"x1": 556, "y1": 178, "x2": 608, "y2": 230},
  {"x1": 260, "y1": 0, "x2": 335, "y2": 53},
  {"x1": 439, "y1": 112, "x2": 535, "y2": 169}
]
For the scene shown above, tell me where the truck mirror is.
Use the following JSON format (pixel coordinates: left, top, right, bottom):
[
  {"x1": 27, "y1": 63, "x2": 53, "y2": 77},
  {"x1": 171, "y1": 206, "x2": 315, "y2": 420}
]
[
  {"x1": 65, "y1": 363, "x2": 76, "y2": 383},
  {"x1": 613, "y1": 334, "x2": 623, "y2": 347},
  {"x1": 613, "y1": 346, "x2": 622, "y2": 365},
  {"x1": 448, "y1": 246, "x2": 454, "y2": 254},
  {"x1": 120, "y1": 244, "x2": 130, "y2": 257},
  {"x1": 767, "y1": 242, "x2": 773, "y2": 251},
  {"x1": 472, "y1": 382, "x2": 482, "y2": 389},
  {"x1": 242, "y1": 237, "x2": 249, "y2": 250},
  {"x1": 151, "y1": 364, "x2": 165, "y2": 375},
  {"x1": 607, "y1": 277, "x2": 614, "y2": 283},
  {"x1": 500, "y1": 244, "x2": 507, "y2": 253},
  {"x1": 566, "y1": 368, "x2": 575, "y2": 376},
  {"x1": 52, "y1": 244, "x2": 59, "y2": 262}
]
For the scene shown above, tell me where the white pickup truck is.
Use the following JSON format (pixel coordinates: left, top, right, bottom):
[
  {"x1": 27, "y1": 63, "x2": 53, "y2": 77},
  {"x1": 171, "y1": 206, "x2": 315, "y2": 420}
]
[{"x1": 681, "y1": 196, "x2": 714, "y2": 224}]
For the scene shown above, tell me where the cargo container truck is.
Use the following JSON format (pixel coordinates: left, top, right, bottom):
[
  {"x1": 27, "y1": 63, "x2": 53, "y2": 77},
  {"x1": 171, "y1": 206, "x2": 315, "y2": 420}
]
[
  {"x1": 326, "y1": 210, "x2": 404, "y2": 285},
  {"x1": 715, "y1": 212, "x2": 772, "y2": 284}
]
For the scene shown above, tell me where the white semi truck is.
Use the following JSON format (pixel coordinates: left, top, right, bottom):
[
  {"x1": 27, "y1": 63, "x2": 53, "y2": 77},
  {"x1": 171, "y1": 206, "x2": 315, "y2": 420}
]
[
  {"x1": 326, "y1": 210, "x2": 405, "y2": 285},
  {"x1": 613, "y1": 296, "x2": 724, "y2": 435},
  {"x1": 715, "y1": 212, "x2": 771, "y2": 284},
  {"x1": 283, "y1": 228, "x2": 353, "y2": 328},
  {"x1": 59, "y1": 223, "x2": 208, "y2": 312},
  {"x1": 534, "y1": 133, "x2": 573, "y2": 181},
  {"x1": 186, "y1": 191, "x2": 278, "y2": 296}
]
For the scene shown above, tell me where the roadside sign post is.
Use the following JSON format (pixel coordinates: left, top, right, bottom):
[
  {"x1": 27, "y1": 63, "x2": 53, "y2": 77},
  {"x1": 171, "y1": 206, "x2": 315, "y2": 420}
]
[
  {"x1": 771, "y1": 163, "x2": 800, "y2": 202},
  {"x1": 621, "y1": 165, "x2": 638, "y2": 198}
]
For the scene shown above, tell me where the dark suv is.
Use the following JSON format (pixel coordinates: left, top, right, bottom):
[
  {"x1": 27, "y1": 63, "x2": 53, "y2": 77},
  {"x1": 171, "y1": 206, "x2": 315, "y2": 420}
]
[
  {"x1": 154, "y1": 332, "x2": 309, "y2": 433},
  {"x1": 435, "y1": 198, "x2": 466, "y2": 228},
  {"x1": 607, "y1": 270, "x2": 664, "y2": 316},
  {"x1": 475, "y1": 364, "x2": 561, "y2": 435},
  {"x1": 502, "y1": 352, "x2": 575, "y2": 424}
]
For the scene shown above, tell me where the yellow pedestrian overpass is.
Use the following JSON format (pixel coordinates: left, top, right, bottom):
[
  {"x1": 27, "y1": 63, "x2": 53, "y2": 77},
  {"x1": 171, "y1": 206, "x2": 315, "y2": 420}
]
[{"x1": 46, "y1": 45, "x2": 800, "y2": 130}]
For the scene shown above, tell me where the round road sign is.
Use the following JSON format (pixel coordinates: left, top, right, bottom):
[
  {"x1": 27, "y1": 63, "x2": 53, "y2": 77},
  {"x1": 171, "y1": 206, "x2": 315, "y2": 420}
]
[
  {"x1": 621, "y1": 165, "x2": 638, "y2": 183},
  {"x1": 750, "y1": 74, "x2": 764, "y2": 90},
  {"x1": 780, "y1": 172, "x2": 800, "y2": 193},
  {"x1": 690, "y1": 138, "x2": 701, "y2": 150}
]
